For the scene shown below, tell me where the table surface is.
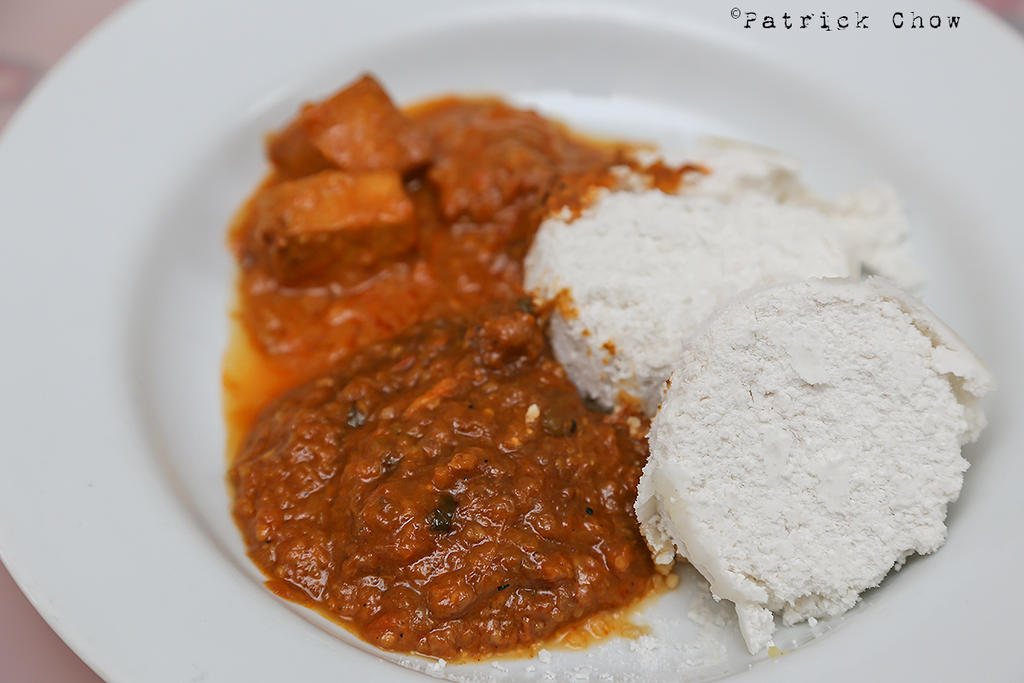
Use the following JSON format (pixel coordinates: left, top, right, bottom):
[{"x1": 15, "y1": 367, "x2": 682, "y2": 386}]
[{"x1": 2, "y1": 0, "x2": 1022, "y2": 680}]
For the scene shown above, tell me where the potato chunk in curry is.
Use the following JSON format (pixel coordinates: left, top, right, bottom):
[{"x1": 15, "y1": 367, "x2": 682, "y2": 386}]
[
  {"x1": 267, "y1": 74, "x2": 431, "y2": 178},
  {"x1": 247, "y1": 170, "x2": 416, "y2": 286}
]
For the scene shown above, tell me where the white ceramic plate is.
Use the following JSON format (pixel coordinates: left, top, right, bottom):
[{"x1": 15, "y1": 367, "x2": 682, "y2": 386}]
[{"x1": 1, "y1": 0, "x2": 1022, "y2": 680}]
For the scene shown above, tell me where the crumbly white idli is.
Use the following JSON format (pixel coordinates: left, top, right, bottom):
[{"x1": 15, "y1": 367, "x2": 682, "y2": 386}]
[
  {"x1": 525, "y1": 140, "x2": 919, "y2": 414},
  {"x1": 635, "y1": 277, "x2": 993, "y2": 654}
]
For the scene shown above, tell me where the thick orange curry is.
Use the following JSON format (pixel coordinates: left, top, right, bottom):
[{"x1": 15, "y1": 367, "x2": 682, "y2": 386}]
[{"x1": 226, "y1": 75, "x2": 678, "y2": 659}]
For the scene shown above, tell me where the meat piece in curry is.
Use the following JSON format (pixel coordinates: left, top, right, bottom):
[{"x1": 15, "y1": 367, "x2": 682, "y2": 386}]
[
  {"x1": 419, "y1": 99, "x2": 608, "y2": 224},
  {"x1": 226, "y1": 73, "x2": 677, "y2": 660}
]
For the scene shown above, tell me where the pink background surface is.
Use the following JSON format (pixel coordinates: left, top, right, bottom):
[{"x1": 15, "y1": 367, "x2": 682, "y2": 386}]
[{"x1": 1, "y1": 0, "x2": 1022, "y2": 680}]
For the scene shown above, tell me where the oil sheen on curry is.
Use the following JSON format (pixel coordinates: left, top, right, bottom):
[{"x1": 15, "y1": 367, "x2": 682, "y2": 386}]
[{"x1": 226, "y1": 75, "x2": 684, "y2": 659}]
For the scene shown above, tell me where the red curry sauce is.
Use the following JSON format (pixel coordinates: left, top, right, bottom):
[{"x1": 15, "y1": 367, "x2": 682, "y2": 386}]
[{"x1": 226, "y1": 74, "x2": 664, "y2": 659}]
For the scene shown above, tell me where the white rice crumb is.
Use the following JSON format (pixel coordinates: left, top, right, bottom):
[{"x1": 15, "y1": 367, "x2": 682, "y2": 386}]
[{"x1": 628, "y1": 634, "x2": 661, "y2": 654}]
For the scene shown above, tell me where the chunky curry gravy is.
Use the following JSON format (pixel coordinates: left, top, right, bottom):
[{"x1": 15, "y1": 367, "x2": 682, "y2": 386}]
[{"x1": 226, "y1": 75, "x2": 669, "y2": 659}]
